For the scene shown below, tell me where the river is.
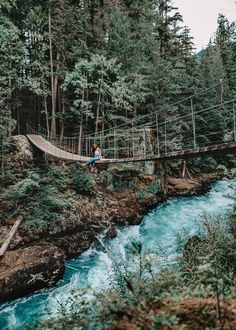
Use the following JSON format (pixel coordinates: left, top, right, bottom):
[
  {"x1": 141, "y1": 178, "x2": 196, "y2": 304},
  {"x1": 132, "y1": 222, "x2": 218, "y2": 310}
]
[{"x1": 0, "y1": 180, "x2": 235, "y2": 329}]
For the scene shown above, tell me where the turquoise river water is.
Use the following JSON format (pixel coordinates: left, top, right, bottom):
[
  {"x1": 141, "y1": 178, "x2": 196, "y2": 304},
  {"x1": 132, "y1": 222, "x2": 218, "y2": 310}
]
[{"x1": 0, "y1": 180, "x2": 235, "y2": 329}]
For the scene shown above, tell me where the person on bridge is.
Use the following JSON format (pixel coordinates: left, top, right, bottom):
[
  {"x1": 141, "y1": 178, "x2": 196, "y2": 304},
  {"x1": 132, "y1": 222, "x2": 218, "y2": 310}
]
[{"x1": 86, "y1": 143, "x2": 101, "y2": 173}]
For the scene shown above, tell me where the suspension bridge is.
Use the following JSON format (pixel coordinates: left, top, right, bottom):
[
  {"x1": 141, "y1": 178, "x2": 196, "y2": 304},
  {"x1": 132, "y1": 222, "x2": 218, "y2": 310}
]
[{"x1": 26, "y1": 79, "x2": 236, "y2": 164}]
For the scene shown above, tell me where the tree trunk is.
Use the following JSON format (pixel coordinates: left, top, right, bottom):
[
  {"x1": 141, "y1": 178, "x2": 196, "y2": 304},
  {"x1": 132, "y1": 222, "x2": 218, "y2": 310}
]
[
  {"x1": 78, "y1": 113, "x2": 83, "y2": 155},
  {"x1": 37, "y1": 96, "x2": 41, "y2": 127},
  {"x1": 7, "y1": 67, "x2": 12, "y2": 137},
  {"x1": 1, "y1": 136, "x2": 5, "y2": 187},
  {"x1": 60, "y1": 89, "x2": 65, "y2": 143},
  {"x1": 95, "y1": 92, "x2": 101, "y2": 134},
  {"x1": 95, "y1": 70, "x2": 104, "y2": 134},
  {"x1": 49, "y1": 6, "x2": 56, "y2": 135},
  {"x1": 44, "y1": 96, "x2": 50, "y2": 137},
  {"x1": 78, "y1": 89, "x2": 85, "y2": 154}
]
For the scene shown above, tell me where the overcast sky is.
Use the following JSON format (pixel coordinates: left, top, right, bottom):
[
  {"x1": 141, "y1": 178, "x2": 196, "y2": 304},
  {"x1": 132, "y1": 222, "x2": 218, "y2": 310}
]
[{"x1": 173, "y1": 0, "x2": 236, "y2": 51}]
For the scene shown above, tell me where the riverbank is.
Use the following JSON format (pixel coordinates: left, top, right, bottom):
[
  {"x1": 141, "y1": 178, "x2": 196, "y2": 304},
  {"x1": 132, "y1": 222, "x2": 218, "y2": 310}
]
[
  {"x1": 0, "y1": 172, "x2": 221, "y2": 303},
  {"x1": 5, "y1": 172, "x2": 220, "y2": 257},
  {"x1": 1, "y1": 179, "x2": 235, "y2": 330},
  {"x1": 0, "y1": 136, "x2": 230, "y2": 302}
]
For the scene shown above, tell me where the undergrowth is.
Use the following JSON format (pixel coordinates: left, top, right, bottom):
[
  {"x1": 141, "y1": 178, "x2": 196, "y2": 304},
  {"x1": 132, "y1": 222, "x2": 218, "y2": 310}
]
[{"x1": 0, "y1": 163, "x2": 96, "y2": 232}]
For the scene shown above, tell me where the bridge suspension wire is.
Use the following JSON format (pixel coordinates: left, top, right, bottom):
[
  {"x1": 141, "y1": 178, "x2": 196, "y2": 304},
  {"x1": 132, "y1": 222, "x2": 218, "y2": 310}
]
[
  {"x1": 26, "y1": 76, "x2": 236, "y2": 162},
  {"x1": 78, "y1": 75, "x2": 236, "y2": 139}
]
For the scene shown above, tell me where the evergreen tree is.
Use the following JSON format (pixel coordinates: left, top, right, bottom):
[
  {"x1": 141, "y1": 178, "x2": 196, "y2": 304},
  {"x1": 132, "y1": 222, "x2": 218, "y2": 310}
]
[{"x1": 0, "y1": 1, "x2": 25, "y2": 137}]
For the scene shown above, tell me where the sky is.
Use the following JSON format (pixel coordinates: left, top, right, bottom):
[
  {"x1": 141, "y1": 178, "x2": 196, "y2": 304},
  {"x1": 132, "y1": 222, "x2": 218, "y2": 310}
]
[{"x1": 173, "y1": 0, "x2": 236, "y2": 50}]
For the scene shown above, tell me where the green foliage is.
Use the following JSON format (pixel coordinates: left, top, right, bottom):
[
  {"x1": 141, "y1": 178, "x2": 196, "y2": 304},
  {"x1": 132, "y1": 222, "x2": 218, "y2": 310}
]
[
  {"x1": 63, "y1": 54, "x2": 134, "y2": 131},
  {"x1": 1, "y1": 138, "x2": 16, "y2": 154},
  {"x1": 25, "y1": 186, "x2": 71, "y2": 232},
  {"x1": 45, "y1": 165, "x2": 69, "y2": 192},
  {"x1": 136, "y1": 188, "x2": 147, "y2": 201},
  {"x1": 137, "y1": 180, "x2": 160, "y2": 201},
  {"x1": 0, "y1": 0, "x2": 235, "y2": 173},
  {"x1": 0, "y1": 167, "x2": 73, "y2": 232},
  {"x1": 147, "y1": 180, "x2": 160, "y2": 195},
  {"x1": 3, "y1": 173, "x2": 40, "y2": 201},
  {"x1": 0, "y1": 10, "x2": 24, "y2": 136},
  {"x1": 0, "y1": 161, "x2": 98, "y2": 232},
  {"x1": 0, "y1": 0, "x2": 16, "y2": 11},
  {"x1": 181, "y1": 214, "x2": 236, "y2": 298},
  {"x1": 70, "y1": 164, "x2": 95, "y2": 195}
]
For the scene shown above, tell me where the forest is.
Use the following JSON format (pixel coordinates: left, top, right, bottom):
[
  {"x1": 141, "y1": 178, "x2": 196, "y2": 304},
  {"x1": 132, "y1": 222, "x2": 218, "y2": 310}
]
[
  {"x1": 0, "y1": 0, "x2": 235, "y2": 142},
  {"x1": 0, "y1": 1, "x2": 236, "y2": 329}
]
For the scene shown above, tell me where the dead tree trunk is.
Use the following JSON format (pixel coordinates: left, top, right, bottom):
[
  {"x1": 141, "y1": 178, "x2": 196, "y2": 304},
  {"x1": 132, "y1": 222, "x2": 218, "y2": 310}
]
[{"x1": 0, "y1": 216, "x2": 22, "y2": 257}]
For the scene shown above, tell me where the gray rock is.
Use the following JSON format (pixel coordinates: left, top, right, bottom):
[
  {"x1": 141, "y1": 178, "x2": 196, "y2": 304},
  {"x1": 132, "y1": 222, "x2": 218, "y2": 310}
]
[{"x1": 12, "y1": 135, "x2": 33, "y2": 162}]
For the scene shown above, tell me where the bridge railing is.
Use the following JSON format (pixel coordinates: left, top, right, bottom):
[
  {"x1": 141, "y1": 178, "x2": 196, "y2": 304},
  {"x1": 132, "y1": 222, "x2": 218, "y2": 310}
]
[
  {"x1": 27, "y1": 124, "x2": 96, "y2": 157},
  {"x1": 87, "y1": 99, "x2": 236, "y2": 159},
  {"x1": 27, "y1": 99, "x2": 236, "y2": 160},
  {"x1": 26, "y1": 74, "x2": 236, "y2": 160},
  {"x1": 26, "y1": 98, "x2": 236, "y2": 160}
]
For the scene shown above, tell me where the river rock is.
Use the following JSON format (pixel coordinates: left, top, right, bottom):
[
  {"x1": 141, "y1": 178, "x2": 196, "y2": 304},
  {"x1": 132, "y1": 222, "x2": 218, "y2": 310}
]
[
  {"x1": 0, "y1": 244, "x2": 65, "y2": 302},
  {"x1": 167, "y1": 174, "x2": 220, "y2": 197},
  {"x1": 167, "y1": 178, "x2": 202, "y2": 196},
  {"x1": 138, "y1": 173, "x2": 156, "y2": 183}
]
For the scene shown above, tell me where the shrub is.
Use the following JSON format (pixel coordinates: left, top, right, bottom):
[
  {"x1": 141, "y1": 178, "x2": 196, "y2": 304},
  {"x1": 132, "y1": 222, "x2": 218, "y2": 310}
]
[
  {"x1": 1, "y1": 169, "x2": 72, "y2": 232},
  {"x1": 136, "y1": 180, "x2": 160, "y2": 201},
  {"x1": 3, "y1": 173, "x2": 40, "y2": 201},
  {"x1": 25, "y1": 187, "x2": 72, "y2": 232},
  {"x1": 147, "y1": 180, "x2": 160, "y2": 195},
  {"x1": 180, "y1": 215, "x2": 236, "y2": 297},
  {"x1": 46, "y1": 165, "x2": 69, "y2": 191},
  {"x1": 1, "y1": 138, "x2": 16, "y2": 155},
  {"x1": 70, "y1": 164, "x2": 95, "y2": 195}
]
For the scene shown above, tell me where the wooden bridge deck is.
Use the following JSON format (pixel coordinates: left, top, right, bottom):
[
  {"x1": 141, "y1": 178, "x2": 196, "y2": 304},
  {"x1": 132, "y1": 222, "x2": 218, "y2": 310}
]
[
  {"x1": 27, "y1": 135, "x2": 236, "y2": 163},
  {"x1": 27, "y1": 135, "x2": 90, "y2": 162}
]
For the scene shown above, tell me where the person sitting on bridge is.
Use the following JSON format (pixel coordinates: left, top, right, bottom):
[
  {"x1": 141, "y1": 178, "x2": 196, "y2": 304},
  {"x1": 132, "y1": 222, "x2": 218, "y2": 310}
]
[{"x1": 86, "y1": 143, "x2": 101, "y2": 172}]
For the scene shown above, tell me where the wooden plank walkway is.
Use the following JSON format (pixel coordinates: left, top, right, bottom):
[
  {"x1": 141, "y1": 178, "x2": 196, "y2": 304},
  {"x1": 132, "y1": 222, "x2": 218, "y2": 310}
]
[
  {"x1": 27, "y1": 135, "x2": 90, "y2": 162},
  {"x1": 27, "y1": 135, "x2": 236, "y2": 163}
]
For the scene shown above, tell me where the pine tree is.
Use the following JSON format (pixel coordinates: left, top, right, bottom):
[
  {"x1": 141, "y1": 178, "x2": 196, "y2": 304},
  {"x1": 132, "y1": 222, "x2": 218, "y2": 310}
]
[{"x1": 0, "y1": 1, "x2": 25, "y2": 137}]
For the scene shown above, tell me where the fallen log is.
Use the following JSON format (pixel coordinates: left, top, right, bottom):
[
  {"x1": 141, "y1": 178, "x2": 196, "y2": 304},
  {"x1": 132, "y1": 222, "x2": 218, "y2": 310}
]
[{"x1": 0, "y1": 216, "x2": 22, "y2": 257}]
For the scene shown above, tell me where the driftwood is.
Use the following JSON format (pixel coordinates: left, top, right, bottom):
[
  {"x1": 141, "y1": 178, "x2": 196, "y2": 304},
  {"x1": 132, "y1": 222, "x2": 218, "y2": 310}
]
[{"x1": 0, "y1": 216, "x2": 22, "y2": 257}]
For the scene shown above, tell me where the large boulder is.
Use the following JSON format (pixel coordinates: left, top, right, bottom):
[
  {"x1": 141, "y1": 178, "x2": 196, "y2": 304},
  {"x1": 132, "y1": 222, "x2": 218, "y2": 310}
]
[
  {"x1": 12, "y1": 135, "x2": 33, "y2": 162},
  {"x1": 0, "y1": 244, "x2": 65, "y2": 302},
  {"x1": 167, "y1": 178, "x2": 202, "y2": 196}
]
